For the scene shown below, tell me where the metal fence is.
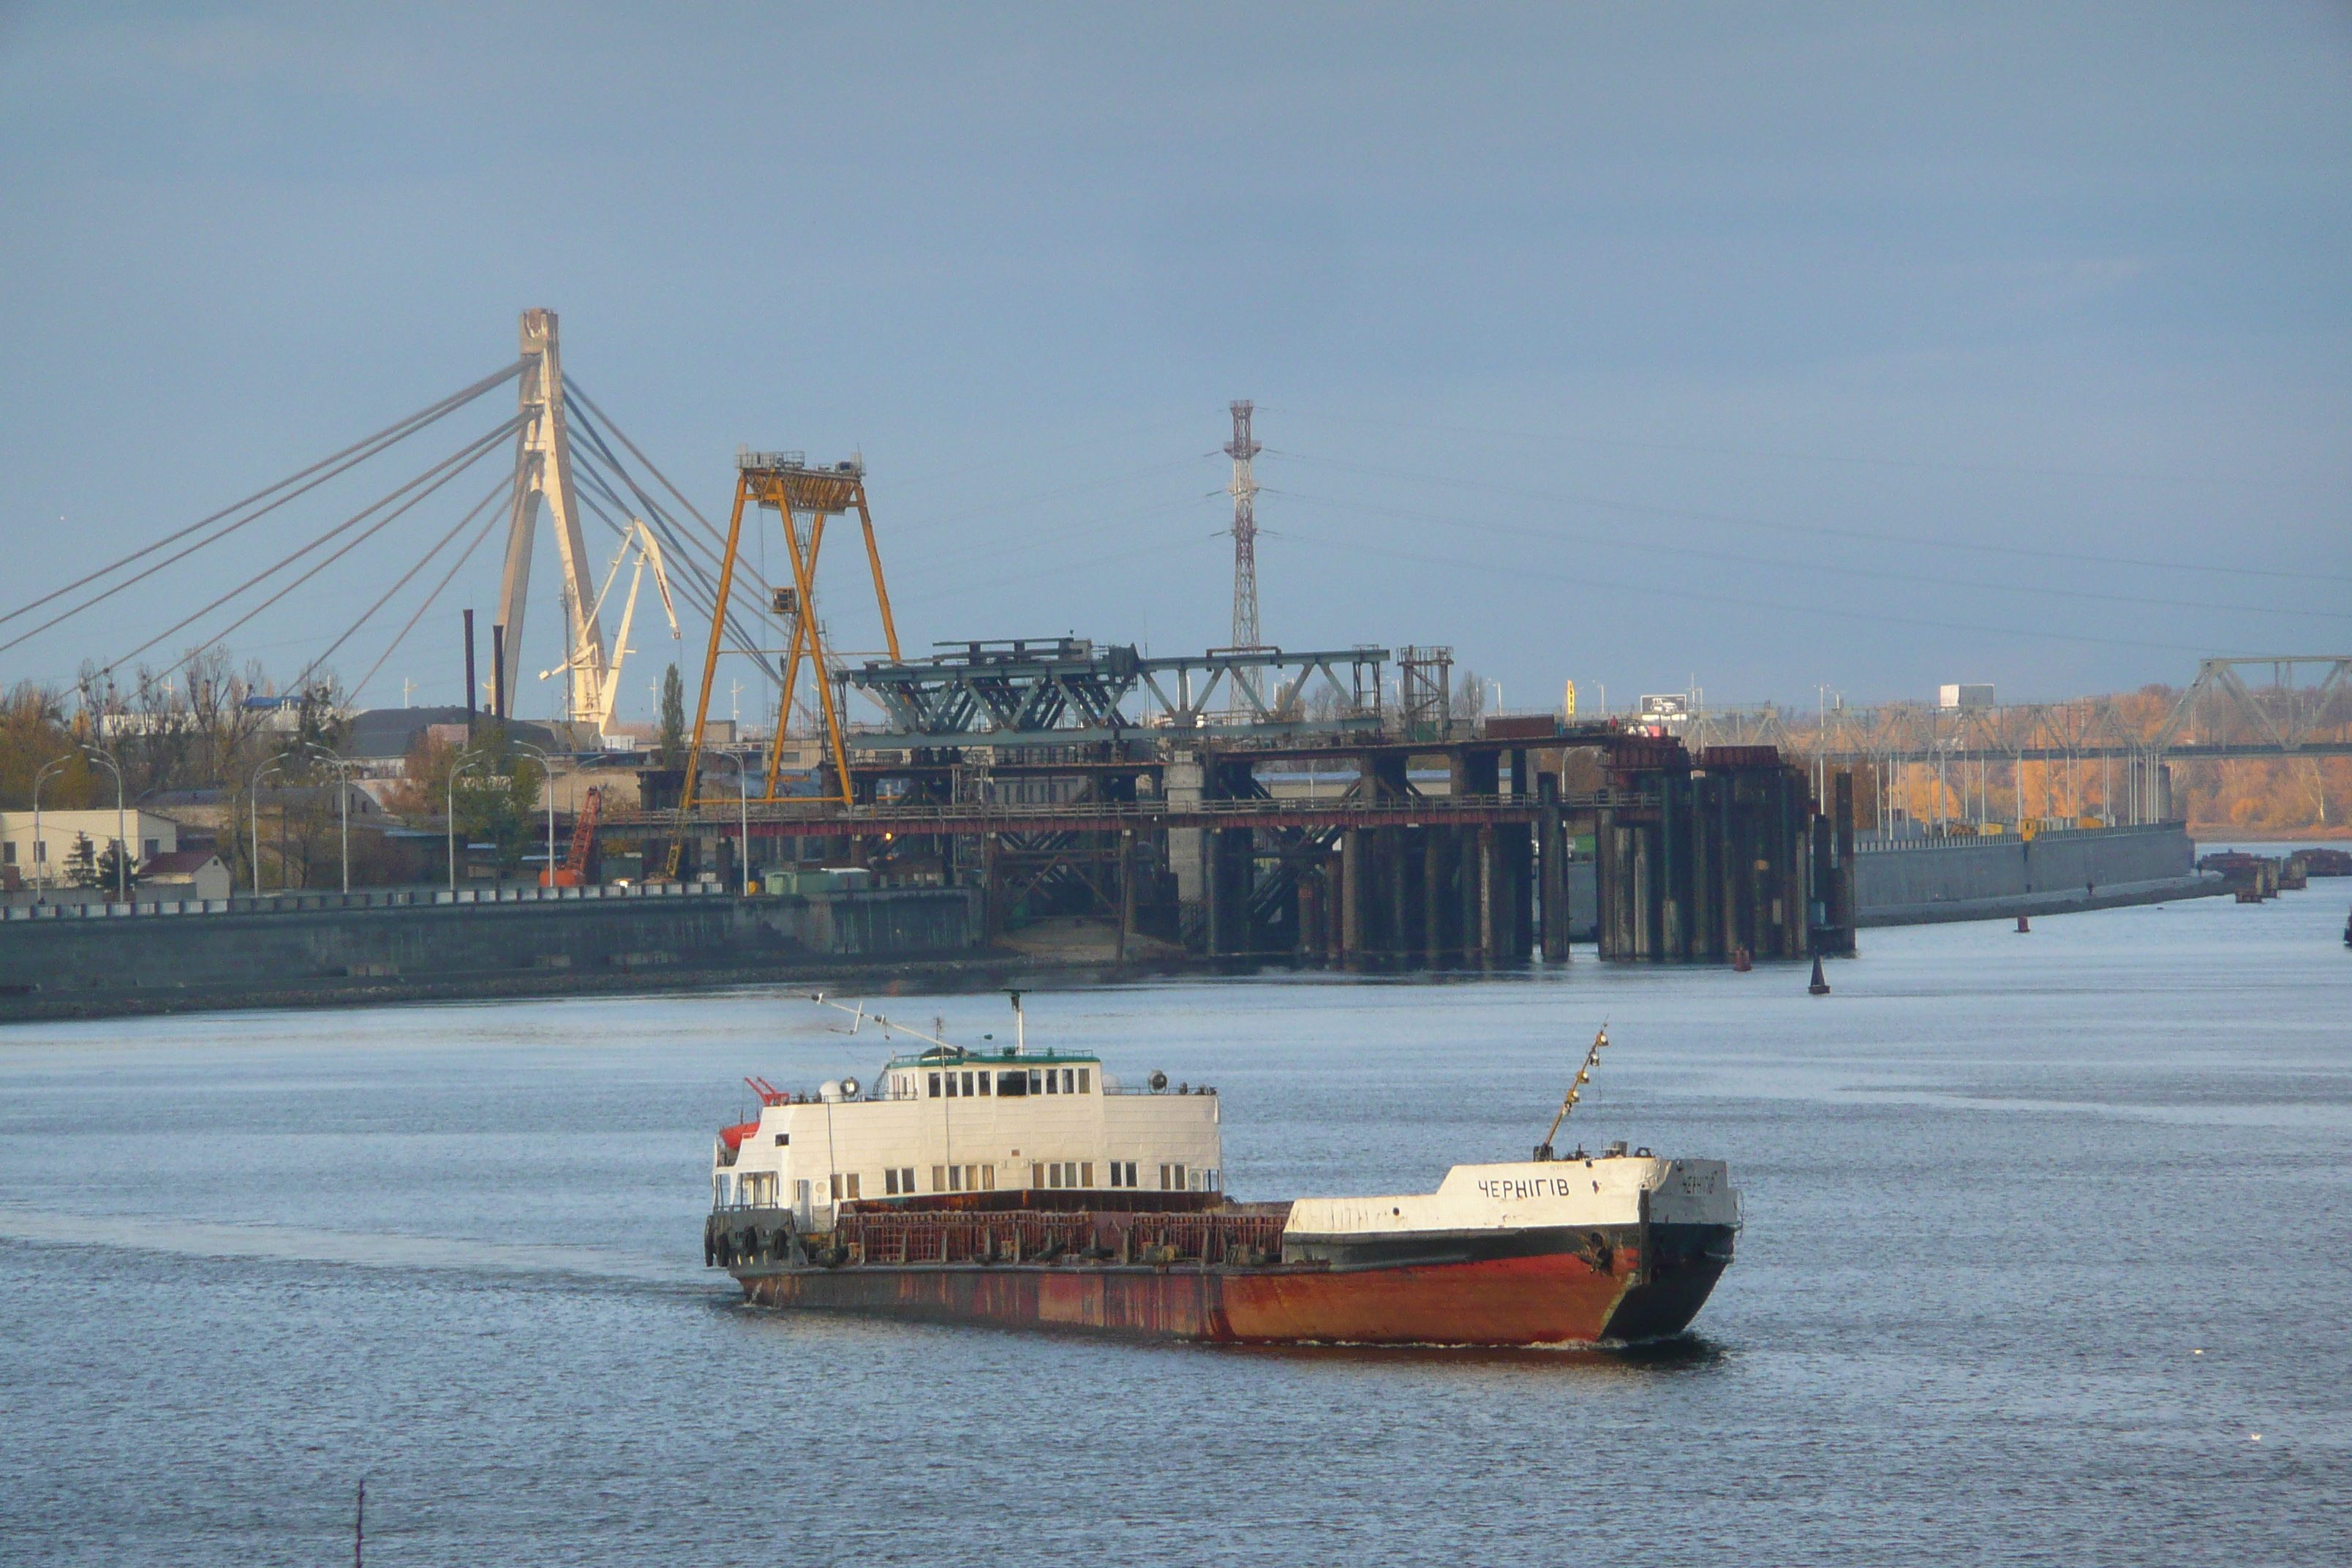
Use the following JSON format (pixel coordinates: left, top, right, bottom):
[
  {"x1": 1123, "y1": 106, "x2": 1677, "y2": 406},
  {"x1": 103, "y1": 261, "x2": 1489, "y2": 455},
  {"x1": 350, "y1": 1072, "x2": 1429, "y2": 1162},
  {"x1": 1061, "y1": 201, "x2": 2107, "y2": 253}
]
[{"x1": 0, "y1": 879, "x2": 737, "y2": 922}]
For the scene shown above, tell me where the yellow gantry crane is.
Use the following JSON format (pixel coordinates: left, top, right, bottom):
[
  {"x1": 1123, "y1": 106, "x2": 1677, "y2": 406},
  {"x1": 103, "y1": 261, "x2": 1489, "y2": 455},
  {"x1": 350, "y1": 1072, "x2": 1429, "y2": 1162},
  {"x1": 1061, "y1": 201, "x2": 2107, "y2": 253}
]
[{"x1": 677, "y1": 451, "x2": 901, "y2": 837}]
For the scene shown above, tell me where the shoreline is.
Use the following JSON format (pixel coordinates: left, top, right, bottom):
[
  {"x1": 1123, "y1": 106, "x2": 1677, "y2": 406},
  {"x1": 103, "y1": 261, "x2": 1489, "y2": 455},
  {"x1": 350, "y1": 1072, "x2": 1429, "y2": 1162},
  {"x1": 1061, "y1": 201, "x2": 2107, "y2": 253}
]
[{"x1": 0, "y1": 947, "x2": 1207, "y2": 1026}]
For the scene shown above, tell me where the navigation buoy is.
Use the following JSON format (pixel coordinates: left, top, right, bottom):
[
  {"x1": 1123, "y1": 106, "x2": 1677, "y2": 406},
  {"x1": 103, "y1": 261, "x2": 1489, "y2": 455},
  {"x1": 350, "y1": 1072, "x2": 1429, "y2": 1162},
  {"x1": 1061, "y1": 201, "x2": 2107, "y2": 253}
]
[
  {"x1": 2016, "y1": 915, "x2": 2030, "y2": 933},
  {"x1": 1808, "y1": 955, "x2": 1831, "y2": 995}
]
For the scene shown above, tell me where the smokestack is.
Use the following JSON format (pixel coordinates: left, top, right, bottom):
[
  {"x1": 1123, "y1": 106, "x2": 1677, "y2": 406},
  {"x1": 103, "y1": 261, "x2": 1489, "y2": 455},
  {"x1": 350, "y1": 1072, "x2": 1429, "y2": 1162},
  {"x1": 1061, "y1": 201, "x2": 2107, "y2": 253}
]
[
  {"x1": 491, "y1": 624, "x2": 507, "y2": 723},
  {"x1": 464, "y1": 608, "x2": 478, "y2": 741}
]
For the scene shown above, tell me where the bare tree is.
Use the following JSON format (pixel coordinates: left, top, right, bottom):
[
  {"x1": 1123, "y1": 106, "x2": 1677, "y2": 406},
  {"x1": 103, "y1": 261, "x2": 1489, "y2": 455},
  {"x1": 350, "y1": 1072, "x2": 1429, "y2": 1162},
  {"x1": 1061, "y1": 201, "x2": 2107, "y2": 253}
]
[{"x1": 1452, "y1": 669, "x2": 1486, "y2": 722}]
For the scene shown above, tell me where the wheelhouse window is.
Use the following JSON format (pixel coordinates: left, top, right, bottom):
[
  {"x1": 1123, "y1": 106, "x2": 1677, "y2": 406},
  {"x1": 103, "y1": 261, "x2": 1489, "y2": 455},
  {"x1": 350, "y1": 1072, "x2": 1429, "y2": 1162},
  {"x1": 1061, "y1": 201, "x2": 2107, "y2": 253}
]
[
  {"x1": 927, "y1": 1072, "x2": 942, "y2": 1098},
  {"x1": 1077, "y1": 1068, "x2": 1090, "y2": 1093},
  {"x1": 998, "y1": 1070, "x2": 1028, "y2": 1096}
]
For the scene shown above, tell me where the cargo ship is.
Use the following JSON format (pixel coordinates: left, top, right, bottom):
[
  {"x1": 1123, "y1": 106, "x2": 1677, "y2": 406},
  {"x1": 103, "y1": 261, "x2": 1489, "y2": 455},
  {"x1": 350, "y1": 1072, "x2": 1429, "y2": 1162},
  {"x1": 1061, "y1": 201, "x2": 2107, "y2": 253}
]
[{"x1": 703, "y1": 997, "x2": 1738, "y2": 1346}]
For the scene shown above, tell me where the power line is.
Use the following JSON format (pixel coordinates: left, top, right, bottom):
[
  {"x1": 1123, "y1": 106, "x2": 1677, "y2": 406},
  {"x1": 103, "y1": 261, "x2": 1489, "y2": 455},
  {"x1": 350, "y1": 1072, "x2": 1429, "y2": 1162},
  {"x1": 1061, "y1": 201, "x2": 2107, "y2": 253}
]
[
  {"x1": 889, "y1": 455, "x2": 1212, "y2": 539},
  {"x1": 1262, "y1": 404, "x2": 2312, "y2": 492},
  {"x1": 1268, "y1": 487, "x2": 2352, "y2": 625},
  {"x1": 1269, "y1": 448, "x2": 2352, "y2": 589},
  {"x1": 1273, "y1": 524, "x2": 2227, "y2": 657}
]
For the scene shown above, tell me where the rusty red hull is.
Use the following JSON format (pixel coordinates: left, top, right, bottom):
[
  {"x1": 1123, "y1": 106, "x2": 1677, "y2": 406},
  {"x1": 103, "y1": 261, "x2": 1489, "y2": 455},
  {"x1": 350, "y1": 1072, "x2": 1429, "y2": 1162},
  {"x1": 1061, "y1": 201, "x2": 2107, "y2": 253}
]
[{"x1": 730, "y1": 1224, "x2": 1730, "y2": 1346}]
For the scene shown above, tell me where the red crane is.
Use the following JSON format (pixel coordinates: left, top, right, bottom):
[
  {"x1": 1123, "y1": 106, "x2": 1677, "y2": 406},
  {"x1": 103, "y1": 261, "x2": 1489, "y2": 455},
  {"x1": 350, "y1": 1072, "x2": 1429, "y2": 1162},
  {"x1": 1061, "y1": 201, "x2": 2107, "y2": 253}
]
[{"x1": 543, "y1": 785, "x2": 603, "y2": 887}]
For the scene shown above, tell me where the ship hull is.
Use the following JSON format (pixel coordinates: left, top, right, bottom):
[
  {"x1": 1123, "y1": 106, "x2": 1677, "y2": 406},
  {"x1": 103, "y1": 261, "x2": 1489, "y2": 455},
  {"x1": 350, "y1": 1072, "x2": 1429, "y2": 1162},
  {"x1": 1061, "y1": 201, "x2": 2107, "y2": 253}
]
[{"x1": 728, "y1": 1221, "x2": 1731, "y2": 1346}]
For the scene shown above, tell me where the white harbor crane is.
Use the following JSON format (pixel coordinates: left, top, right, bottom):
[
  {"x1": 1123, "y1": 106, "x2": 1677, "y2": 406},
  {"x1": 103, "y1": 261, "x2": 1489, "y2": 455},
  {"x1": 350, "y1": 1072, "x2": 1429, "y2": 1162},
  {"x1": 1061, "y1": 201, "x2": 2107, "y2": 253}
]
[{"x1": 540, "y1": 517, "x2": 678, "y2": 733}]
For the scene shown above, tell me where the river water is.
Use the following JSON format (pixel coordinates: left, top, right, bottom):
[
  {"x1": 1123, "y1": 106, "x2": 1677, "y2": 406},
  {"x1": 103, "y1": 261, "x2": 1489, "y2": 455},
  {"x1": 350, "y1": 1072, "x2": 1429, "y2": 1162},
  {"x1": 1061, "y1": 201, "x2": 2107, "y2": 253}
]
[{"x1": 4, "y1": 884, "x2": 2348, "y2": 1565}]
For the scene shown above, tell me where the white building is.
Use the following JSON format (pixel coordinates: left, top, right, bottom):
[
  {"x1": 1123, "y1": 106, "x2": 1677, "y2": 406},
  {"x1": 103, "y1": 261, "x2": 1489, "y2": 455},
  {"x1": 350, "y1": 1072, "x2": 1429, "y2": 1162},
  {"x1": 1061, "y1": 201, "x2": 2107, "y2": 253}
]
[
  {"x1": 0, "y1": 809, "x2": 181, "y2": 893},
  {"x1": 141, "y1": 849, "x2": 233, "y2": 901},
  {"x1": 1938, "y1": 683, "x2": 1996, "y2": 711}
]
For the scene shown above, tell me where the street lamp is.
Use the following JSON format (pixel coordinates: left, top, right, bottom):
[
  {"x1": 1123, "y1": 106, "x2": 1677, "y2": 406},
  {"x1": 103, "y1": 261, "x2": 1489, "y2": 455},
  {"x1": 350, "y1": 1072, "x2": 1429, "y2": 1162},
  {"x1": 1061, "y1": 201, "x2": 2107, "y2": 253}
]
[
  {"x1": 305, "y1": 743, "x2": 358, "y2": 894},
  {"x1": 508, "y1": 741, "x2": 559, "y2": 889},
  {"x1": 80, "y1": 746, "x2": 127, "y2": 901},
  {"x1": 704, "y1": 747, "x2": 752, "y2": 897},
  {"x1": 31, "y1": 755, "x2": 72, "y2": 902},
  {"x1": 249, "y1": 752, "x2": 294, "y2": 895},
  {"x1": 446, "y1": 750, "x2": 483, "y2": 894}
]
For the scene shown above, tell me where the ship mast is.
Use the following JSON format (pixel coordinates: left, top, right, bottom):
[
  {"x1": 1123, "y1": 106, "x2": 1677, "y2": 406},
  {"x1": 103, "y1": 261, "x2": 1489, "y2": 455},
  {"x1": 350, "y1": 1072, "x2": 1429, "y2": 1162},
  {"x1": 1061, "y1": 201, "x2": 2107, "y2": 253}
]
[
  {"x1": 1534, "y1": 1025, "x2": 1608, "y2": 1161},
  {"x1": 807, "y1": 991, "x2": 954, "y2": 1052}
]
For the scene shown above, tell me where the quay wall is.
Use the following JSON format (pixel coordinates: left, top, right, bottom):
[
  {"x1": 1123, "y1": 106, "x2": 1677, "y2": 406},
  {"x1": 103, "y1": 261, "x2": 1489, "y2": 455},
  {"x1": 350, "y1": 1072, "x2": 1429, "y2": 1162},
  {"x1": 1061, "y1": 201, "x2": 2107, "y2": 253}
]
[
  {"x1": 0, "y1": 886, "x2": 981, "y2": 1023},
  {"x1": 1853, "y1": 823, "x2": 2217, "y2": 926}
]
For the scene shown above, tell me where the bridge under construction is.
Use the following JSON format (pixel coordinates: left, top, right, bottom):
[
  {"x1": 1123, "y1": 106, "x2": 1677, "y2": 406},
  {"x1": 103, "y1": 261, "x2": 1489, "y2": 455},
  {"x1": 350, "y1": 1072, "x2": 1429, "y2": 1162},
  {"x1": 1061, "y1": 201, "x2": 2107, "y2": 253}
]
[{"x1": 15, "y1": 307, "x2": 2341, "y2": 965}]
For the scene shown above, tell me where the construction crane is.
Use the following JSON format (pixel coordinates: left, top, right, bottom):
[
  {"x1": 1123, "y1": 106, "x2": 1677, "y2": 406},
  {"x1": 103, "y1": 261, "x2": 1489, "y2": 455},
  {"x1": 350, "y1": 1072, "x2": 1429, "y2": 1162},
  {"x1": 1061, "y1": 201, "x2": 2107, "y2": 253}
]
[
  {"x1": 538, "y1": 517, "x2": 677, "y2": 734},
  {"x1": 543, "y1": 785, "x2": 604, "y2": 888},
  {"x1": 661, "y1": 451, "x2": 901, "y2": 881}
]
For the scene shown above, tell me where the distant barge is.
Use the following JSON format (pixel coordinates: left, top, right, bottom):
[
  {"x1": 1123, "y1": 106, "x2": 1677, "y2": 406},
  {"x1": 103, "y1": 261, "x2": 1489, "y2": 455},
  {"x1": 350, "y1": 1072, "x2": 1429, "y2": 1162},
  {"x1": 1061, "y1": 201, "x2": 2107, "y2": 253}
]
[{"x1": 704, "y1": 1000, "x2": 1739, "y2": 1346}]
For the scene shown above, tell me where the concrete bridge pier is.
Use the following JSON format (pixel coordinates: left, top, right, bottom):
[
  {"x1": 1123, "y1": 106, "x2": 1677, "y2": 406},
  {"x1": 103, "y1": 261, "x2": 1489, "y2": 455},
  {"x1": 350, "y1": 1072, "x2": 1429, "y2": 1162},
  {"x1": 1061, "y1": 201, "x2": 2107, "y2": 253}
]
[{"x1": 1538, "y1": 778, "x2": 1570, "y2": 961}]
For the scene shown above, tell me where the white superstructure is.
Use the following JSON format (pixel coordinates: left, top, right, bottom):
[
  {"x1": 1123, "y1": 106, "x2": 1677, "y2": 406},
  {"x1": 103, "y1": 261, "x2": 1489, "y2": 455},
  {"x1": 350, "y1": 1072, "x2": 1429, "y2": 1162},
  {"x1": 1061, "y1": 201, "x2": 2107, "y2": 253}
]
[
  {"x1": 1286, "y1": 1153, "x2": 1739, "y2": 1240},
  {"x1": 712, "y1": 1044, "x2": 1224, "y2": 1229}
]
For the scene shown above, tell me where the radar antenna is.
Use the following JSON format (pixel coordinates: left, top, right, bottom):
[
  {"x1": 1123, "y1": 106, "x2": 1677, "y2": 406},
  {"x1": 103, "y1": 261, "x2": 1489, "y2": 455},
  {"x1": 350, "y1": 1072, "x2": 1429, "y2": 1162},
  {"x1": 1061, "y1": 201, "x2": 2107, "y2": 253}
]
[{"x1": 1533, "y1": 1025, "x2": 1608, "y2": 1161}]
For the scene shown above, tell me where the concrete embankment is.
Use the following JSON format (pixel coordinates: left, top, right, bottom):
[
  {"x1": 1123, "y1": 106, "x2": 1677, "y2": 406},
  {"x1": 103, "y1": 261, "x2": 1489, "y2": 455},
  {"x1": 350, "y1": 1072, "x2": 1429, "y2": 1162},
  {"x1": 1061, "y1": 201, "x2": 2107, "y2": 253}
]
[
  {"x1": 0, "y1": 886, "x2": 986, "y2": 1024},
  {"x1": 1853, "y1": 823, "x2": 2225, "y2": 927}
]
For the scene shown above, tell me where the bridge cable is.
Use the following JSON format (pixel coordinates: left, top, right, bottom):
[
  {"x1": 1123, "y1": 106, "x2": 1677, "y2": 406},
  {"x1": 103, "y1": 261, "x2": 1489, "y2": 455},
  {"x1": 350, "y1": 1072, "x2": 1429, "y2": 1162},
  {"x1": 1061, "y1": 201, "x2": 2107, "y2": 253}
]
[
  {"x1": 565, "y1": 464, "x2": 779, "y2": 684},
  {"x1": 97, "y1": 415, "x2": 524, "y2": 674},
  {"x1": 349, "y1": 495, "x2": 513, "y2": 705},
  {"x1": 563, "y1": 401, "x2": 766, "y2": 599},
  {"x1": 0, "y1": 374, "x2": 523, "y2": 656},
  {"x1": 564, "y1": 440, "x2": 777, "y2": 676},
  {"x1": 0, "y1": 358, "x2": 524, "y2": 633},
  {"x1": 562, "y1": 391, "x2": 791, "y2": 658},
  {"x1": 288, "y1": 471, "x2": 515, "y2": 695},
  {"x1": 562, "y1": 378, "x2": 725, "y2": 544}
]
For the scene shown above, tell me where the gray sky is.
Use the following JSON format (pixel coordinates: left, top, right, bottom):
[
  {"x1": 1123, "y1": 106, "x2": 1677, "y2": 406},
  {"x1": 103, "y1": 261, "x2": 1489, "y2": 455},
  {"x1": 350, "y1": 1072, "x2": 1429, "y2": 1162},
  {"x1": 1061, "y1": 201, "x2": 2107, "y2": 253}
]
[{"x1": 4, "y1": 3, "x2": 2348, "y2": 724}]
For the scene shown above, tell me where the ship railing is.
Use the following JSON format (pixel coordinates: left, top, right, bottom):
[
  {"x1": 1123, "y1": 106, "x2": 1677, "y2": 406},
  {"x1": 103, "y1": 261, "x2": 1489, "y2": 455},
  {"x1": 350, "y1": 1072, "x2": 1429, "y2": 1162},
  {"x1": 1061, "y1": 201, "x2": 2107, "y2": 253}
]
[{"x1": 831, "y1": 1207, "x2": 1288, "y2": 1268}]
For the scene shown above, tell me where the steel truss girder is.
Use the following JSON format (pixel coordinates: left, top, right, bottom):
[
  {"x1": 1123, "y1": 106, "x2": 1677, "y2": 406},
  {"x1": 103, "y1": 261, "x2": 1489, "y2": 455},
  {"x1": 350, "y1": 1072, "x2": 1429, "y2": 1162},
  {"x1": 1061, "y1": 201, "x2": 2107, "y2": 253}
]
[{"x1": 846, "y1": 642, "x2": 1389, "y2": 747}]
